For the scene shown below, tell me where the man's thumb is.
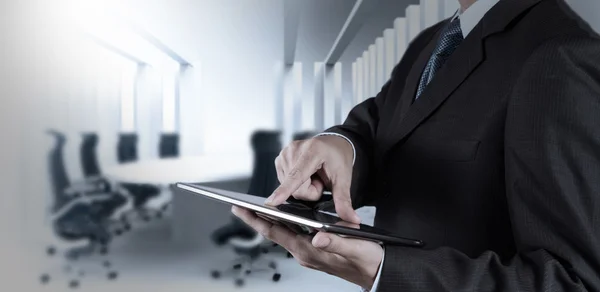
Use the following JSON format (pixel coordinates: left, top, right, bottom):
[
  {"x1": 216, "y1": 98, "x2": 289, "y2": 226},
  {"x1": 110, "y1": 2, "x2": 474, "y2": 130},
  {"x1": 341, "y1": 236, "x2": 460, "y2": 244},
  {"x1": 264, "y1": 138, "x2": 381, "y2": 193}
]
[{"x1": 311, "y1": 232, "x2": 357, "y2": 258}]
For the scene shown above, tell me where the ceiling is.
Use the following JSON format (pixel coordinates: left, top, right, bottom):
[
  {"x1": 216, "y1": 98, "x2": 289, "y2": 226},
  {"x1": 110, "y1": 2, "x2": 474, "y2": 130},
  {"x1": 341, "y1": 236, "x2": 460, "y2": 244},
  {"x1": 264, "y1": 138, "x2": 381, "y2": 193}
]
[
  {"x1": 294, "y1": 0, "x2": 419, "y2": 64},
  {"x1": 122, "y1": 0, "x2": 420, "y2": 65}
]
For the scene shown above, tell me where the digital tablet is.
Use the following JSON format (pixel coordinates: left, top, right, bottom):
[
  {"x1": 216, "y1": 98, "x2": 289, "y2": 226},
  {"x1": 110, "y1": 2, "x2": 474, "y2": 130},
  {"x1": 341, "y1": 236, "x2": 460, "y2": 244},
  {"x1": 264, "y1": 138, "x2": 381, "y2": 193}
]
[{"x1": 176, "y1": 183, "x2": 425, "y2": 247}]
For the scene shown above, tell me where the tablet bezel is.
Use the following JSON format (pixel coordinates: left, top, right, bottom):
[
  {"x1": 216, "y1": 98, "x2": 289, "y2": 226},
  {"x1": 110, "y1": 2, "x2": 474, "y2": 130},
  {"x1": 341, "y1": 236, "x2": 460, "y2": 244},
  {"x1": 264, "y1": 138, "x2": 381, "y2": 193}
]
[
  {"x1": 176, "y1": 183, "x2": 325, "y2": 229},
  {"x1": 176, "y1": 182, "x2": 425, "y2": 247}
]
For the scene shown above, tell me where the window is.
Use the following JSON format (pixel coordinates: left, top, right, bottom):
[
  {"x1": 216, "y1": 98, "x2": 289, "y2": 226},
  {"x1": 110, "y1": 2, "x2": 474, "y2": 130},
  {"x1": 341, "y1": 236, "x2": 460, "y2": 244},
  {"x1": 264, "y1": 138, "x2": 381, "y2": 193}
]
[
  {"x1": 120, "y1": 63, "x2": 137, "y2": 132},
  {"x1": 161, "y1": 62, "x2": 180, "y2": 133}
]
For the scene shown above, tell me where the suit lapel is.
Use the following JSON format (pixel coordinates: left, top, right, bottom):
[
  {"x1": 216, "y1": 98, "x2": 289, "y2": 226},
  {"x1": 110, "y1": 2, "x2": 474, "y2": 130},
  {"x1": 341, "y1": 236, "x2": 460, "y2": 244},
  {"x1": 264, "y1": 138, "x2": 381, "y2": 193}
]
[
  {"x1": 398, "y1": 25, "x2": 445, "y2": 121},
  {"x1": 379, "y1": 0, "x2": 544, "y2": 154},
  {"x1": 377, "y1": 22, "x2": 446, "y2": 148},
  {"x1": 380, "y1": 24, "x2": 485, "y2": 150}
]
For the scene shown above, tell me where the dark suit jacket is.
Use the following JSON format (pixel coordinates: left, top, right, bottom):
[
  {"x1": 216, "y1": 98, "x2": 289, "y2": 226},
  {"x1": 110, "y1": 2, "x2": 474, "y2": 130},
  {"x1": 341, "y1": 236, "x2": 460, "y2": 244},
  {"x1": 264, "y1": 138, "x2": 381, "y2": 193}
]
[{"x1": 327, "y1": 0, "x2": 600, "y2": 290}]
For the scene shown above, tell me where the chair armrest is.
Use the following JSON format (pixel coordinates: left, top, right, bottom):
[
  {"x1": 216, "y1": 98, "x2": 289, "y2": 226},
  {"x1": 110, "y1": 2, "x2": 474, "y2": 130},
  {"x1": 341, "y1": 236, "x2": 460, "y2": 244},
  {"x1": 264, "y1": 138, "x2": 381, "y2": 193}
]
[
  {"x1": 229, "y1": 233, "x2": 266, "y2": 249},
  {"x1": 50, "y1": 193, "x2": 114, "y2": 221}
]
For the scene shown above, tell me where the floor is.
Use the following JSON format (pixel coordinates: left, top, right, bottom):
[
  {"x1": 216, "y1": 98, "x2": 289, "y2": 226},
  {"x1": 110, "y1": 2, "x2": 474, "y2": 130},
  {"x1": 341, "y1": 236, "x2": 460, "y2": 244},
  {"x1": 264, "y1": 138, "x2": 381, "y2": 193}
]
[
  {"x1": 6, "y1": 178, "x2": 375, "y2": 292},
  {"x1": 9, "y1": 215, "x2": 359, "y2": 292}
]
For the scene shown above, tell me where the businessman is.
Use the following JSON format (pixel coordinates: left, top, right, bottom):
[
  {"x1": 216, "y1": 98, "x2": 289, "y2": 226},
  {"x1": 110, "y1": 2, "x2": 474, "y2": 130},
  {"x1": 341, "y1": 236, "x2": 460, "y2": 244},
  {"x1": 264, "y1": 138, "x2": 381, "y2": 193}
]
[{"x1": 233, "y1": 0, "x2": 600, "y2": 290}]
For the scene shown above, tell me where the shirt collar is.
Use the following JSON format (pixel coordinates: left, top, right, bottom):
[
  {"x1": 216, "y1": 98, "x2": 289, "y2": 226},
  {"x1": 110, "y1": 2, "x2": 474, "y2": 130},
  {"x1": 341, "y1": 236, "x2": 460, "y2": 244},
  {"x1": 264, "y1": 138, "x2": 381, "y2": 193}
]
[{"x1": 451, "y1": 0, "x2": 501, "y2": 38}]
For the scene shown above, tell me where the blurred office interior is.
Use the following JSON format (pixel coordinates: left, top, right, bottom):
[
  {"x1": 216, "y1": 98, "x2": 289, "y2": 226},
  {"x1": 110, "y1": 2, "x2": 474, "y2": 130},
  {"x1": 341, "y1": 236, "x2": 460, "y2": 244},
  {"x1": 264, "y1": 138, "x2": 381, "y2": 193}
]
[{"x1": 0, "y1": 0, "x2": 598, "y2": 291}]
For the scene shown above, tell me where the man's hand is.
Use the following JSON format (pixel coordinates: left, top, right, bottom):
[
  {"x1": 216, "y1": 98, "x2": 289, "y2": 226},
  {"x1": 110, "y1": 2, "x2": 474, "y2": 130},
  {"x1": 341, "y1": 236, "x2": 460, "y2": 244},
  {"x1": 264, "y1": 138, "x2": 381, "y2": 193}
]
[
  {"x1": 232, "y1": 206, "x2": 383, "y2": 289},
  {"x1": 266, "y1": 135, "x2": 360, "y2": 223}
]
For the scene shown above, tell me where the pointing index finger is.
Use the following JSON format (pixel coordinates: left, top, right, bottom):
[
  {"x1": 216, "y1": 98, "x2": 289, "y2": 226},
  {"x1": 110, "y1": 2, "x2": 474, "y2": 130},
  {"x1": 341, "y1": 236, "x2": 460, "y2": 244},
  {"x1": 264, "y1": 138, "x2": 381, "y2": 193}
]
[{"x1": 265, "y1": 152, "x2": 321, "y2": 206}]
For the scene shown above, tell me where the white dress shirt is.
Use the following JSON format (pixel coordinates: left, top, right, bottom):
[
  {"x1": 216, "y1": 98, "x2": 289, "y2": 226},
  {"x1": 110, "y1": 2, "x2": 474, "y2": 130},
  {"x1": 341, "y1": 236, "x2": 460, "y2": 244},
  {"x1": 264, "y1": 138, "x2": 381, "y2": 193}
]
[{"x1": 319, "y1": 0, "x2": 500, "y2": 291}]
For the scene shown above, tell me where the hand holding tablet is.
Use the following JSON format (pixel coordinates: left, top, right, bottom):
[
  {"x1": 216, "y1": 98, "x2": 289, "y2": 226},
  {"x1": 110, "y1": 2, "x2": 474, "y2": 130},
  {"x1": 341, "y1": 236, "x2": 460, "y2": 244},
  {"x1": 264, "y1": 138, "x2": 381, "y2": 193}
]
[{"x1": 176, "y1": 183, "x2": 424, "y2": 247}]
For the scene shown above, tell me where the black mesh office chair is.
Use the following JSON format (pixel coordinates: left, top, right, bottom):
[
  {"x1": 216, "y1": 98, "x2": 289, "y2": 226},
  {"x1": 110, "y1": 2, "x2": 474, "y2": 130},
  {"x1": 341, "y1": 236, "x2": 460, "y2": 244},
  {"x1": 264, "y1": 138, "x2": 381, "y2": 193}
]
[
  {"x1": 43, "y1": 130, "x2": 122, "y2": 286},
  {"x1": 159, "y1": 133, "x2": 179, "y2": 158},
  {"x1": 247, "y1": 131, "x2": 281, "y2": 198},
  {"x1": 81, "y1": 133, "x2": 102, "y2": 178},
  {"x1": 117, "y1": 133, "x2": 138, "y2": 163},
  {"x1": 79, "y1": 133, "x2": 112, "y2": 193},
  {"x1": 80, "y1": 133, "x2": 134, "y2": 231},
  {"x1": 48, "y1": 130, "x2": 126, "y2": 215},
  {"x1": 118, "y1": 183, "x2": 167, "y2": 220},
  {"x1": 116, "y1": 133, "x2": 165, "y2": 221},
  {"x1": 209, "y1": 131, "x2": 283, "y2": 286}
]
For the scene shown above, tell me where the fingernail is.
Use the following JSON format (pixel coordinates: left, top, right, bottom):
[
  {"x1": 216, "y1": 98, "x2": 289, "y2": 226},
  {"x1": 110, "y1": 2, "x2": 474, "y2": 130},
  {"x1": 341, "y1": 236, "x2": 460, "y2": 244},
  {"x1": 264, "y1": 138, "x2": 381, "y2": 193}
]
[
  {"x1": 313, "y1": 236, "x2": 331, "y2": 248},
  {"x1": 264, "y1": 195, "x2": 274, "y2": 205},
  {"x1": 231, "y1": 207, "x2": 238, "y2": 215}
]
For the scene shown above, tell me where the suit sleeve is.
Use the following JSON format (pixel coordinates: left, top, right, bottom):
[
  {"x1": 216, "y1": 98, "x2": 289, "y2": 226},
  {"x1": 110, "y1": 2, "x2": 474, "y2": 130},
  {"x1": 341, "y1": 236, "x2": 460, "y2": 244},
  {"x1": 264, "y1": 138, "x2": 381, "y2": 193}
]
[
  {"x1": 376, "y1": 36, "x2": 600, "y2": 292},
  {"x1": 322, "y1": 23, "x2": 444, "y2": 210},
  {"x1": 324, "y1": 78, "x2": 393, "y2": 209}
]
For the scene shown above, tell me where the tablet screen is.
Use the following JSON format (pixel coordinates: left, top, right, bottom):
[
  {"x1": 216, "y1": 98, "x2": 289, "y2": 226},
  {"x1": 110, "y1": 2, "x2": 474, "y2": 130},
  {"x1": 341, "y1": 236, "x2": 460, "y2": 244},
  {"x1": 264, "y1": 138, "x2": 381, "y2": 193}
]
[
  {"x1": 178, "y1": 184, "x2": 342, "y2": 225},
  {"x1": 176, "y1": 183, "x2": 425, "y2": 247}
]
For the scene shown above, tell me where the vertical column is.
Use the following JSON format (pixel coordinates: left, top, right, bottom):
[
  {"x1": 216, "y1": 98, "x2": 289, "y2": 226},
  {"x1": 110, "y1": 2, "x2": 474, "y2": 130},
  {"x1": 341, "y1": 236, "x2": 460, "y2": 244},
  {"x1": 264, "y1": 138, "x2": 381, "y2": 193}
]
[
  {"x1": 352, "y1": 62, "x2": 358, "y2": 107},
  {"x1": 292, "y1": 62, "x2": 303, "y2": 135},
  {"x1": 274, "y1": 61, "x2": 285, "y2": 130},
  {"x1": 96, "y1": 53, "x2": 124, "y2": 168},
  {"x1": 421, "y1": 0, "x2": 443, "y2": 29},
  {"x1": 314, "y1": 62, "x2": 325, "y2": 131},
  {"x1": 356, "y1": 57, "x2": 364, "y2": 105},
  {"x1": 136, "y1": 65, "x2": 163, "y2": 160},
  {"x1": 375, "y1": 37, "x2": 385, "y2": 90},
  {"x1": 283, "y1": 64, "x2": 295, "y2": 144},
  {"x1": 394, "y1": 18, "x2": 408, "y2": 63},
  {"x1": 406, "y1": 5, "x2": 422, "y2": 43},
  {"x1": 301, "y1": 62, "x2": 315, "y2": 131},
  {"x1": 443, "y1": 0, "x2": 460, "y2": 18},
  {"x1": 120, "y1": 62, "x2": 138, "y2": 133},
  {"x1": 383, "y1": 28, "x2": 396, "y2": 81},
  {"x1": 323, "y1": 64, "x2": 335, "y2": 129},
  {"x1": 333, "y1": 63, "x2": 343, "y2": 125},
  {"x1": 179, "y1": 63, "x2": 203, "y2": 156},
  {"x1": 362, "y1": 51, "x2": 370, "y2": 99},
  {"x1": 160, "y1": 62, "x2": 180, "y2": 134},
  {"x1": 80, "y1": 63, "x2": 97, "y2": 133},
  {"x1": 368, "y1": 44, "x2": 377, "y2": 96},
  {"x1": 341, "y1": 61, "x2": 353, "y2": 122},
  {"x1": 281, "y1": 63, "x2": 307, "y2": 143}
]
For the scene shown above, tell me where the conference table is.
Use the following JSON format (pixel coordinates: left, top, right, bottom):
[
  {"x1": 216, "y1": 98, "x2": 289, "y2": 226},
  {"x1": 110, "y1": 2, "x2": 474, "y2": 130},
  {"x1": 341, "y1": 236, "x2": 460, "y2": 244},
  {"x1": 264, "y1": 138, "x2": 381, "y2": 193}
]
[
  {"x1": 104, "y1": 154, "x2": 254, "y2": 242},
  {"x1": 105, "y1": 154, "x2": 253, "y2": 185}
]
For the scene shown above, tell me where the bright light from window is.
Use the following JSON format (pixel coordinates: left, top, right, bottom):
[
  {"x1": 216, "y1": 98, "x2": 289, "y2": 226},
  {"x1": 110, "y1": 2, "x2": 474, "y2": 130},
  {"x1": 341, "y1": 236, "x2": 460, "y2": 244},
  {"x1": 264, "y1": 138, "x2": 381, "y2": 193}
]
[
  {"x1": 161, "y1": 61, "x2": 180, "y2": 133},
  {"x1": 67, "y1": 0, "x2": 168, "y2": 67},
  {"x1": 120, "y1": 63, "x2": 137, "y2": 132},
  {"x1": 67, "y1": 0, "x2": 185, "y2": 134}
]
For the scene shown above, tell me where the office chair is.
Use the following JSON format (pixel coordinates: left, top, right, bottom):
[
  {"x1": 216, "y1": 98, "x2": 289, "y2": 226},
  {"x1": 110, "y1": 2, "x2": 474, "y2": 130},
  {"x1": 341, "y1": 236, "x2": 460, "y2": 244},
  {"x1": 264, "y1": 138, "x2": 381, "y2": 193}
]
[
  {"x1": 79, "y1": 133, "x2": 109, "y2": 190},
  {"x1": 43, "y1": 130, "x2": 122, "y2": 286},
  {"x1": 247, "y1": 131, "x2": 282, "y2": 199},
  {"x1": 117, "y1": 133, "x2": 138, "y2": 163},
  {"x1": 78, "y1": 133, "x2": 128, "y2": 198},
  {"x1": 209, "y1": 131, "x2": 283, "y2": 286},
  {"x1": 159, "y1": 133, "x2": 179, "y2": 158},
  {"x1": 210, "y1": 218, "x2": 280, "y2": 286},
  {"x1": 118, "y1": 183, "x2": 168, "y2": 222},
  {"x1": 80, "y1": 133, "x2": 134, "y2": 229},
  {"x1": 249, "y1": 131, "x2": 294, "y2": 258},
  {"x1": 47, "y1": 130, "x2": 126, "y2": 213},
  {"x1": 116, "y1": 133, "x2": 167, "y2": 222}
]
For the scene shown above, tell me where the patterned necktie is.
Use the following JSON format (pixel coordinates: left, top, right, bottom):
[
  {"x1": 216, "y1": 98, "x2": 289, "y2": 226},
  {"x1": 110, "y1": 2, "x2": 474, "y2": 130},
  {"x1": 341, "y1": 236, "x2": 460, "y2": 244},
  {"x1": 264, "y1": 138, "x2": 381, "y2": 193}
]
[{"x1": 415, "y1": 18, "x2": 464, "y2": 99}]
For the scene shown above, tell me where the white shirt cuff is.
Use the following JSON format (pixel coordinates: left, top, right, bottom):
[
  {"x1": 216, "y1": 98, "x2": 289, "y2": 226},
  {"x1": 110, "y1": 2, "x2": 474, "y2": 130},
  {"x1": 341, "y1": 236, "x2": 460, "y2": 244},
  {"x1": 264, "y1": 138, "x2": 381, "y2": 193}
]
[
  {"x1": 315, "y1": 132, "x2": 356, "y2": 165},
  {"x1": 361, "y1": 246, "x2": 385, "y2": 292}
]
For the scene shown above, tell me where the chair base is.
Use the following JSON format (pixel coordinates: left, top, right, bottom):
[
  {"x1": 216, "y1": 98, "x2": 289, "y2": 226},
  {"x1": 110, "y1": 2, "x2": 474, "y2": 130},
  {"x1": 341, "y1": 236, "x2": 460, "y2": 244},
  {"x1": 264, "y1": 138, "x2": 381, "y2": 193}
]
[
  {"x1": 210, "y1": 256, "x2": 281, "y2": 286},
  {"x1": 42, "y1": 240, "x2": 121, "y2": 288}
]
